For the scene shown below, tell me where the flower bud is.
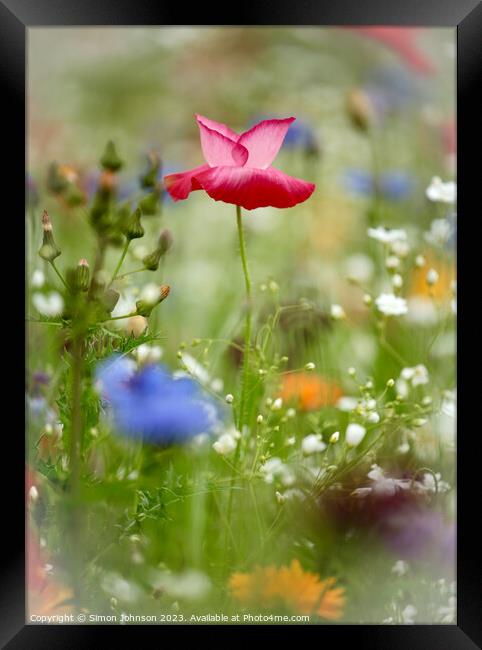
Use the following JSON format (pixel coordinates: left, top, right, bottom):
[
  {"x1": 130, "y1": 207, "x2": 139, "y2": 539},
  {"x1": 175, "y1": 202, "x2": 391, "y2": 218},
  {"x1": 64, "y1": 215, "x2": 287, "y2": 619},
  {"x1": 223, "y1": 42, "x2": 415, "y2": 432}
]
[
  {"x1": 142, "y1": 229, "x2": 173, "y2": 270},
  {"x1": 139, "y1": 152, "x2": 161, "y2": 189},
  {"x1": 38, "y1": 210, "x2": 61, "y2": 262},
  {"x1": 135, "y1": 284, "x2": 170, "y2": 317},
  {"x1": 346, "y1": 88, "x2": 374, "y2": 131},
  {"x1": 100, "y1": 141, "x2": 123, "y2": 172},
  {"x1": 75, "y1": 259, "x2": 90, "y2": 291},
  {"x1": 122, "y1": 208, "x2": 145, "y2": 241},
  {"x1": 46, "y1": 162, "x2": 69, "y2": 195}
]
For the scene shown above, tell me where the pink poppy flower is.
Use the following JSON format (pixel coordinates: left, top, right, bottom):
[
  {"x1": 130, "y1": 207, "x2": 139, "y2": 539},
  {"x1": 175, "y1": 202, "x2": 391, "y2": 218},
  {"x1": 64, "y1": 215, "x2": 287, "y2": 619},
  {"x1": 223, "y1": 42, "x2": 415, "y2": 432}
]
[
  {"x1": 164, "y1": 115, "x2": 315, "y2": 211},
  {"x1": 346, "y1": 27, "x2": 435, "y2": 75}
]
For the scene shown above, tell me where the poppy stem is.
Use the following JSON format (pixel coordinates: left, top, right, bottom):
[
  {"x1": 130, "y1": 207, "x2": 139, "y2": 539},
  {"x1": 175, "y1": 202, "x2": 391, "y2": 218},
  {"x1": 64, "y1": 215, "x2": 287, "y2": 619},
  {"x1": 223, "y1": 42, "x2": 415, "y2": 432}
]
[{"x1": 235, "y1": 204, "x2": 252, "y2": 430}]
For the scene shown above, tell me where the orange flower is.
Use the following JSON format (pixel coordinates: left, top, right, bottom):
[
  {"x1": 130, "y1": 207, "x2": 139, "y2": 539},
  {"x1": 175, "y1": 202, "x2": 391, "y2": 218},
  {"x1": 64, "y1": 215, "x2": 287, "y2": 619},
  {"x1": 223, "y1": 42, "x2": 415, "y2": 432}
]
[
  {"x1": 409, "y1": 252, "x2": 455, "y2": 302},
  {"x1": 229, "y1": 559, "x2": 345, "y2": 620},
  {"x1": 280, "y1": 372, "x2": 343, "y2": 411}
]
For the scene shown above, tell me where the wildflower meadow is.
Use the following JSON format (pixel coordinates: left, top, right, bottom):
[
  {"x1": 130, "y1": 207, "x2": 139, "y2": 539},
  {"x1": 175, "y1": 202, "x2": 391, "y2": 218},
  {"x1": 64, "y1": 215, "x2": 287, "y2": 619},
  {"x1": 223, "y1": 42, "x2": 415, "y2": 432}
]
[{"x1": 27, "y1": 27, "x2": 456, "y2": 625}]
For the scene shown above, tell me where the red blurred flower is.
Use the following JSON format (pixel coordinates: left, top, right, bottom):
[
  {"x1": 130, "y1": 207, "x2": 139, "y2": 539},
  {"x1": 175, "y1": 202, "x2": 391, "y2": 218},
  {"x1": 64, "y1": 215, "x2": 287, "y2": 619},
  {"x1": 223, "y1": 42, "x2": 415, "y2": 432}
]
[
  {"x1": 164, "y1": 115, "x2": 315, "y2": 210},
  {"x1": 346, "y1": 27, "x2": 435, "y2": 75}
]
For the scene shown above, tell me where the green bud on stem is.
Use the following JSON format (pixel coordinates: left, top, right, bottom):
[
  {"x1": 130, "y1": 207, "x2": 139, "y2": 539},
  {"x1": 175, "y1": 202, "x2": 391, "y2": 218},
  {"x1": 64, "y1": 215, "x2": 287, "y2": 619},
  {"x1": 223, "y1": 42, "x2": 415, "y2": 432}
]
[
  {"x1": 100, "y1": 141, "x2": 123, "y2": 172},
  {"x1": 38, "y1": 210, "x2": 61, "y2": 262},
  {"x1": 136, "y1": 284, "x2": 170, "y2": 317},
  {"x1": 142, "y1": 229, "x2": 173, "y2": 271}
]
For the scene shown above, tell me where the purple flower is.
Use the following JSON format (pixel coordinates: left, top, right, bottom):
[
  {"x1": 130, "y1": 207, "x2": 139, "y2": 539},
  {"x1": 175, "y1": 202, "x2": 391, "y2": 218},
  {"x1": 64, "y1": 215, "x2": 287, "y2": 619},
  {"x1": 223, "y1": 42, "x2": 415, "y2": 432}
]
[
  {"x1": 96, "y1": 355, "x2": 220, "y2": 445},
  {"x1": 381, "y1": 505, "x2": 455, "y2": 570}
]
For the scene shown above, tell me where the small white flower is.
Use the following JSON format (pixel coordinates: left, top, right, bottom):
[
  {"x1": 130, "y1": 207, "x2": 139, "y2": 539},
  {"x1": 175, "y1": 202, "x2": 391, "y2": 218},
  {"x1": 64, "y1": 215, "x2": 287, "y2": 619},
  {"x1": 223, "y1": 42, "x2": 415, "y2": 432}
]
[
  {"x1": 31, "y1": 269, "x2": 45, "y2": 288},
  {"x1": 212, "y1": 432, "x2": 237, "y2": 455},
  {"x1": 368, "y1": 227, "x2": 407, "y2": 244},
  {"x1": 400, "y1": 364, "x2": 429, "y2": 388},
  {"x1": 286, "y1": 436, "x2": 296, "y2": 446},
  {"x1": 401, "y1": 604, "x2": 417, "y2": 624},
  {"x1": 390, "y1": 240, "x2": 410, "y2": 258},
  {"x1": 415, "y1": 254, "x2": 426, "y2": 268},
  {"x1": 426, "y1": 176, "x2": 456, "y2": 203},
  {"x1": 225, "y1": 393, "x2": 234, "y2": 404},
  {"x1": 391, "y1": 560, "x2": 409, "y2": 577},
  {"x1": 28, "y1": 485, "x2": 39, "y2": 502},
  {"x1": 271, "y1": 397, "x2": 283, "y2": 411},
  {"x1": 336, "y1": 396, "x2": 358, "y2": 412},
  {"x1": 424, "y1": 218, "x2": 453, "y2": 248},
  {"x1": 391, "y1": 274, "x2": 403, "y2": 289},
  {"x1": 366, "y1": 411, "x2": 380, "y2": 424},
  {"x1": 426, "y1": 268, "x2": 439, "y2": 286},
  {"x1": 375, "y1": 293, "x2": 408, "y2": 316},
  {"x1": 301, "y1": 434, "x2": 327, "y2": 455},
  {"x1": 330, "y1": 304, "x2": 346, "y2": 320},
  {"x1": 286, "y1": 408, "x2": 296, "y2": 418},
  {"x1": 385, "y1": 255, "x2": 400, "y2": 270},
  {"x1": 32, "y1": 292, "x2": 64, "y2": 317},
  {"x1": 256, "y1": 414, "x2": 264, "y2": 424},
  {"x1": 260, "y1": 457, "x2": 295, "y2": 486},
  {"x1": 275, "y1": 491, "x2": 286, "y2": 505},
  {"x1": 345, "y1": 423, "x2": 366, "y2": 447},
  {"x1": 329, "y1": 431, "x2": 340, "y2": 443},
  {"x1": 305, "y1": 362, "x2": 316, "y2": 371}
]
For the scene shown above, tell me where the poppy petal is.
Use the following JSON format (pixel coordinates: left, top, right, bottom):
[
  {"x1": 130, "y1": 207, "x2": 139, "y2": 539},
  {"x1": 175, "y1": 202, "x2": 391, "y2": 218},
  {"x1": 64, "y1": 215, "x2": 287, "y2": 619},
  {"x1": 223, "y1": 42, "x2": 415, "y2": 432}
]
[
  {"x1": 195, "y1": 114, "x2": 239, "y2": 142},
  {"x1": 194, "y1": 165, "x2": 315, "y2": 210},
  {"x1": 238, "y1": 117, "x2": 296, "y2": 169},
  {"x1": 196, "y1": 118, "x2": 248, "y2": 167},
  {"x1": 163, "y1": 164, "x2": 210, "y2": 201}
]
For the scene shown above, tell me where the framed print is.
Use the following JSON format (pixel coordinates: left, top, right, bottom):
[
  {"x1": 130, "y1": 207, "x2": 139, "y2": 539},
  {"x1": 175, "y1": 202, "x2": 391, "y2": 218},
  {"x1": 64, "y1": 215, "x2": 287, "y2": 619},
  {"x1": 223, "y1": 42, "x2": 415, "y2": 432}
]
[{"x1": 1, "y1": 0, "x2": 481, "y2": 647}]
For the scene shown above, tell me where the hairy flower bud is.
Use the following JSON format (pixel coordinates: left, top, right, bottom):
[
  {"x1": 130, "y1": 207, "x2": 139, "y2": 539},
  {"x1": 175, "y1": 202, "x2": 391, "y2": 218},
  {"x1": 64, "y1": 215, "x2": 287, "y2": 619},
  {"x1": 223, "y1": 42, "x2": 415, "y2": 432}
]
[
  {"x1": 122, "y1": 208, "x2": 145, "y2": 241},
  {"x1": 346, "y1": 88, "x2": 375, "y2": 132},
  {"x1": 38, "y1": 210, "x2": 61, "y2": 262},
  {"x1": 100, "y1": 141, "x2": 123, "y2": 172},
  {"x1": 75, "y1": 259, "x2": 90, "y2": 291},
  {"x1": 142, "y1": 229, "x2": 173, "y2": 270},
  {"x1": 139, "y1": 152, "x2": 161, "y2": 190},
  {"x1": 136, "y1": 284, "x2": 170, "y2": 317}
]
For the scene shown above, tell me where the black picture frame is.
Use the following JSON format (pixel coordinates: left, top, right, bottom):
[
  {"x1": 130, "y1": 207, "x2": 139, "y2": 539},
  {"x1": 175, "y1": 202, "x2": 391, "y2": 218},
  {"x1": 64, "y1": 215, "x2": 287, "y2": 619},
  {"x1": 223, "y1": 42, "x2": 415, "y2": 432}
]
[{"x1": 2, "y1": 0, "x2": 480, "y2": 647}]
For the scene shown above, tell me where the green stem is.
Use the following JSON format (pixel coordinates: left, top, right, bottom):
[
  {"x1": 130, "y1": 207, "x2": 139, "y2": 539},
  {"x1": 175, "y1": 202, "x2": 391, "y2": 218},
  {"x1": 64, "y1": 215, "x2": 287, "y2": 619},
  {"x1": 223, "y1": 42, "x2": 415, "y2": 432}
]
[
  {"x1": 236, "y1": 204, "x2": 252, "y2": 430},
  {"x1": 110, "y1": 239, "x2": 131, "y2": 285},
  {"x1": 50, "y1": 260, "x2": 69, "y2": 290}
]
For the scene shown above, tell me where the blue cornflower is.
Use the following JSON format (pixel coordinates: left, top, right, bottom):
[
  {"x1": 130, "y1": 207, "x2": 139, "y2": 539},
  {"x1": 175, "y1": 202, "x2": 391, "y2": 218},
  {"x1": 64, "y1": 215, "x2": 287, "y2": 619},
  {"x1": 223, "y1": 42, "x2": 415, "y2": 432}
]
[
  {"x1": 343, "y1": 169, "x2": 415, "y2": 201},
  {"x1": 96, "y1": 355, "x2": 220, "y2": 445}
]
